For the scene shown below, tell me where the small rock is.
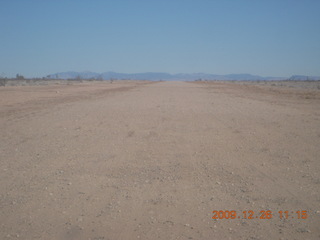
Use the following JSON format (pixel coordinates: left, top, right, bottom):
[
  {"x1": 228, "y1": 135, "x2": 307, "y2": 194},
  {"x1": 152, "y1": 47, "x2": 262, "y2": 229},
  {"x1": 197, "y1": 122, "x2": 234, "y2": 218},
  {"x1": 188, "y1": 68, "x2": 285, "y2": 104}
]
[{"x1": 296, "y1": 228, "x2": 311, "y2": 233}]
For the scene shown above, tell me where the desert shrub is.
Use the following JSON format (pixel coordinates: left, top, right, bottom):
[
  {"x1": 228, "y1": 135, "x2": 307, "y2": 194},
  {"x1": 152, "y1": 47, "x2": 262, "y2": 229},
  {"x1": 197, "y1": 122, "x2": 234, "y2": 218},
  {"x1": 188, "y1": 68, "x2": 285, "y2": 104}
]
[
  {"x1": 16, "y1": 74, "x2": 24, "y2": 80},
  {"x1": 0, "y1": 78, "x2": 7, "y2": 86}
]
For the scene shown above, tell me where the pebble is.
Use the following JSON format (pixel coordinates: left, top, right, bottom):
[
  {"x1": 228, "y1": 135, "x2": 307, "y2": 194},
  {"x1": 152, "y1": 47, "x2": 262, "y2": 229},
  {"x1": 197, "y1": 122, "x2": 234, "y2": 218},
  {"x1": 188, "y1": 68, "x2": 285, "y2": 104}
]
[{"x1": 297, "y1": 228, "x2": 311, "y2": 233}]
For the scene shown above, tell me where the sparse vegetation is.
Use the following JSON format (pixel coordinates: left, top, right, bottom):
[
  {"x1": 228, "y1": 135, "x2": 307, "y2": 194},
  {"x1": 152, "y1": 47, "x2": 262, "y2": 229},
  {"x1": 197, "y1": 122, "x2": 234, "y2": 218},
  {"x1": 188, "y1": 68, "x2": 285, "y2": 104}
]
[
  {"x1": 0, "y1": 78, "x2": 7, "y2": 86},
  {"x1": 16, "y1": 74, "x2": 24, "y2": 80}
]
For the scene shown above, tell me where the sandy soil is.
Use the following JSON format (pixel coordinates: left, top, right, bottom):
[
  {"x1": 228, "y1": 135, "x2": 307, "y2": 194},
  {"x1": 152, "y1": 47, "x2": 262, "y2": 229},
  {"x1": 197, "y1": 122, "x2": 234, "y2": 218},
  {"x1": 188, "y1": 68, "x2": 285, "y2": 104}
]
[{"x1": 0, "y1": 80, "x2": 319, "y2": 240}]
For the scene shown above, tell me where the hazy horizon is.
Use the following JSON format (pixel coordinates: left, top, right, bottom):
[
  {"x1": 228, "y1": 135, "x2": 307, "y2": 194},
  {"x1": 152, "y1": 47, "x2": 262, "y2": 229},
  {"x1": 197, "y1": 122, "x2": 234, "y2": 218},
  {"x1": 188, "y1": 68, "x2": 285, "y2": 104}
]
[{"x1": 1, "y1": 0, "x2": 320, "y2": 78}]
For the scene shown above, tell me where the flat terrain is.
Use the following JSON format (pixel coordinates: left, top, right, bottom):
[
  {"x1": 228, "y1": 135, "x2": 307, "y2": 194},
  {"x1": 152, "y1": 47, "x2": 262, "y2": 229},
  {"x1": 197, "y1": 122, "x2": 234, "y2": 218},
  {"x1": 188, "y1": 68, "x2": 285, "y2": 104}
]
[{"x1": 1, "y1": 80, "x2": 319, "y2": 240}]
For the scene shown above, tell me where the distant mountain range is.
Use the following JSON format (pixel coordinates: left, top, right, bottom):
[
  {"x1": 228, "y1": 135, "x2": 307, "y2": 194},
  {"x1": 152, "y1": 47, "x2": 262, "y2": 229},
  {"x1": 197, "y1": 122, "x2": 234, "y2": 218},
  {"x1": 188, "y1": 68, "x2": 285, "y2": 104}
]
[{"x1": 46, "y1": 71, "x2": 320, "y2": 81}]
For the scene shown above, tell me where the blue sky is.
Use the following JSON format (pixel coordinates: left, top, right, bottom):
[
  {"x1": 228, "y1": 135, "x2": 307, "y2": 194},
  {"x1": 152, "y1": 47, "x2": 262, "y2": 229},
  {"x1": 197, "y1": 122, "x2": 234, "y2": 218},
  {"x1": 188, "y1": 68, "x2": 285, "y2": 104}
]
[{"x1": 1, "y1": 0, "x2": 320, "y2": 78}]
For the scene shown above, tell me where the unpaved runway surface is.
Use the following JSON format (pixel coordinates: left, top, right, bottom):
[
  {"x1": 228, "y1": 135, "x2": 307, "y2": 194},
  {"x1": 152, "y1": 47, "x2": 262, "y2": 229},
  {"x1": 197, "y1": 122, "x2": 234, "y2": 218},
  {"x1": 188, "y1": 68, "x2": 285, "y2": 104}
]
[{"x1": 1, "y1": 81, "x2": 320, "y2": 240}]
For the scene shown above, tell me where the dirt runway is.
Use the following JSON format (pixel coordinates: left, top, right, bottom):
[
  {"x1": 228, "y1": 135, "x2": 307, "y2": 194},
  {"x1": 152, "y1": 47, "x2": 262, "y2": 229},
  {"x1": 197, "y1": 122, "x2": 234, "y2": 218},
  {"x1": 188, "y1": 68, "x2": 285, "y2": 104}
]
[{"x1": 1, "y1": 81, "x2": 319, "y2": 239}]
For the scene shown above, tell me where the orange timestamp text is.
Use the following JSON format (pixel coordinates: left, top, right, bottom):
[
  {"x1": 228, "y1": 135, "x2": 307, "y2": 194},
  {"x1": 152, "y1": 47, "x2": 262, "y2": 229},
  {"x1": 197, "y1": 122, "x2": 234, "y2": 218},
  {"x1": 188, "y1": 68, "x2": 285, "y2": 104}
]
[{"x1": 212, "y1": 210, "x2": 308, "y2": 220}]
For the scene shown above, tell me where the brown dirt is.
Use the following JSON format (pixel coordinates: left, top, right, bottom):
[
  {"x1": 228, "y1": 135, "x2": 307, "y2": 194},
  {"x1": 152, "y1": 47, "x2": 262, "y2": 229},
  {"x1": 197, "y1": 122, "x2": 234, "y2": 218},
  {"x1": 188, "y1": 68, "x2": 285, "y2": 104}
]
[{"x1": 1, "y1": 81, "x2": 319, "y2": 240}]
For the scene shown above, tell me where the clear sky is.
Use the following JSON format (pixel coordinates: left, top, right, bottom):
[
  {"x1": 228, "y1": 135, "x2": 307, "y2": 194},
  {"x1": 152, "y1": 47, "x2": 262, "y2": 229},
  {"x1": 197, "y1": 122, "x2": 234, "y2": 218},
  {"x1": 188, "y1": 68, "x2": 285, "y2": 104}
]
[{"x1": 1, "y1": 0, "x2": 320, "y2": 78}]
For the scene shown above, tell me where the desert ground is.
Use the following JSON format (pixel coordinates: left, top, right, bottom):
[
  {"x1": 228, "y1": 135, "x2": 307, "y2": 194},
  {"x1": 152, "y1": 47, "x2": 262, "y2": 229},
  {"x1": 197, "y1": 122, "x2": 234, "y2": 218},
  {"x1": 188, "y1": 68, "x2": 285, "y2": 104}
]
[{"x1": 0, "y1": 80, "x2": 319, "y2": 240}]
